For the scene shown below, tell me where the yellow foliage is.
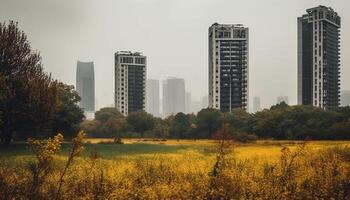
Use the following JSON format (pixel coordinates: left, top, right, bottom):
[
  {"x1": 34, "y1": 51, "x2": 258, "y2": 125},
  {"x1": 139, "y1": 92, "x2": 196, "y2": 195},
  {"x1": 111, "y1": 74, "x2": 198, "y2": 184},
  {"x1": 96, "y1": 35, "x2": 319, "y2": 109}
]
[{"x1": 1, "y1": 140, "x2": 350, "y2": 199}]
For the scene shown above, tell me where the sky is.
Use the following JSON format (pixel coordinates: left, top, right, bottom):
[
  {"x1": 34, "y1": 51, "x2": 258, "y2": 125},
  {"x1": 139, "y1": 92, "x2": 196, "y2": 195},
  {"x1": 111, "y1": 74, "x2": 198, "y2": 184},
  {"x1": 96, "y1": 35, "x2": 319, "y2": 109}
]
[{"x1": 0, "y1": 0, "x2": 349, "y2": 111}]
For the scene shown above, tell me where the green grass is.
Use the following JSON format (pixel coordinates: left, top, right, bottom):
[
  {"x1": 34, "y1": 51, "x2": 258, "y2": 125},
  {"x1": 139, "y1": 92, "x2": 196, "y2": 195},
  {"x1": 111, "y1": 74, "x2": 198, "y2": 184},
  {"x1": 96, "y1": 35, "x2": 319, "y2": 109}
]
[{"x1": 1, "y1": 139, "x2": 349, "y2": 162}]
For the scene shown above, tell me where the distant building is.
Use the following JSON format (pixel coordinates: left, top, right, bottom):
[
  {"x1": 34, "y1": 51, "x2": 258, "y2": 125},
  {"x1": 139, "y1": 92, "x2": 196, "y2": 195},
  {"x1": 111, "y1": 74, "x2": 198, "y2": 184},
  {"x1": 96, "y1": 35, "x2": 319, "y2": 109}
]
[
  {"x1": 191, "y1": 101, "x2": 202, "y2": 114},
  {"x1": 341, "y1": 90, "x2": 350, "y2": 106},
  {"x1": 146, "y1": 79, "x2": 160, "y2": 117},
  {"x1": 76, "y1": 61, "x2": 95, "y2": 118},
  {"x1": 298, "y1": 6, "x2": 341, "y2": 109},
  {"x1": 253, "y1": 97, "x2": 261, "y2": 113},
  {"x1": 185, "y1": 92, "x2": 192, "y2": 114},
  {"x1": 162, "y1": 78, "x2": 185, "y2": 116},
  {"x1": 115, "y1": 51, "x2": 146, "y2": 116},
  {"x1": 201, "y1": 95, "x2": 209, "y2": 109},
  {"x1": 277, "y1": 96, "x2": 289, "y2": 104},
  {"x1": 208, "y1": 23, "x2": 249, "y2": 112}
]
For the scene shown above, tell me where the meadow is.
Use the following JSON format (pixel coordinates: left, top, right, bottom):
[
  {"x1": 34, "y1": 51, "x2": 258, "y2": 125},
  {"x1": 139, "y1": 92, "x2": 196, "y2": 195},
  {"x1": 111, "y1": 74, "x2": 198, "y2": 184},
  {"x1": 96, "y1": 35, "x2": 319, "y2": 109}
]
[{"x1": 1, "y1": 138, "x2": 350, "y2": 199}]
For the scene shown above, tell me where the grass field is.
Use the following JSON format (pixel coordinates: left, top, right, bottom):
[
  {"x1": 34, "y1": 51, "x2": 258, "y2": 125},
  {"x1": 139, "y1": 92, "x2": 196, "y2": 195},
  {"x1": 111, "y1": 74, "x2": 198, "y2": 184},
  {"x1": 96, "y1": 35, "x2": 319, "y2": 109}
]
[
  {"x1": 1, "y1": 138, "x2": 349, "y2": 162},
  {"x1": 1, "y1": 139, "x2": 350, "y2": 199}
]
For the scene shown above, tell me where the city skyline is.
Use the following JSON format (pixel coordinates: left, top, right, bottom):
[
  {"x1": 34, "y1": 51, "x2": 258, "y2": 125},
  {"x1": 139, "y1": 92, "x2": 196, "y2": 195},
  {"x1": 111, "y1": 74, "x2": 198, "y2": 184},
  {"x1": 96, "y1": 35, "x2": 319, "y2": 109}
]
[{"x1": 1, "y1": 0, "x2": 349, "y2": 110}]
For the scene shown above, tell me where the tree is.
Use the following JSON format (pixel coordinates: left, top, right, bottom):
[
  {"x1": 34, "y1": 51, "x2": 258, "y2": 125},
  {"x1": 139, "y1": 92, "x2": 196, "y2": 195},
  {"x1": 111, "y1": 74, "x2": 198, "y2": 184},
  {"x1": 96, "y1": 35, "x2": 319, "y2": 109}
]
[
  {"x1": 0, "y1": 21, "x2": 58, "y2": 145},
  {"x1": 101, "y1": 116, "x2": 127, "y2": 137},
  {"x1": 126, "y1": 111, "x2": 155, "y2": 137},
  {"x1": 152, "y1": 118, "x2": 170, "y2": 139},
  {"x1": 95, "y1": 107, "x2": 122, "y2": 123},
  {"x1": 223, "y1": 108, "x2": 250, "y2": 132},
  {"x1": 196, "y1": 108, "x2": 223, "y2": 138},
  {"x1": 51, "y1": 83, "x2": 84, "y2": 138},
  {"x1": 169, "y1": 112, "x2": 191, "y2": 138},
  {"x1": 80, "y1": 120, "x2": 101, "y2": 137}
]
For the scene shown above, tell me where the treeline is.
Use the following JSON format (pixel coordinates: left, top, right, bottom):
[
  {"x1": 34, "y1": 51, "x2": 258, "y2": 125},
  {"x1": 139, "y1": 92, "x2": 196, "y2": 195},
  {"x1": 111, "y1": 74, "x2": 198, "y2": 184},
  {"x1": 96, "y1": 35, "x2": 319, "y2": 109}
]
[
  {"x1": 0, "y1": 21, "x2": 84, "y2": 146},
  {"x1": 81, "y1": 102, "x2": 350, "y2": 140}
]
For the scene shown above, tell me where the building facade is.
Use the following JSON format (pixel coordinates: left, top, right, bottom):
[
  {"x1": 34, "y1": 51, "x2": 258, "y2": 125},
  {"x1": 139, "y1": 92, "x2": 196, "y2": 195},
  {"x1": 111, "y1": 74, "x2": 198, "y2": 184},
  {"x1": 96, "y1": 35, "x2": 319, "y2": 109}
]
[
  {"x1": 253, "y1": 97, "x2": 261, "y2": 113},
  {"x1": 146, "y1": 79, "x2": 160, "y2": 117},
  {"x1": 115, "y1": 51, "x2": 146, "y2": 116},
  {"x1": 208, "y1": 23, "x2": 249, "y2": 112},
  {"x1": 76, "y1": 61, "x2": 95, "y2": 116},
  {"x1": 298, "y1": 6, "x2": 341, "y2": 109},
  {"x1": 162, "y1": 78, "x2": 185, "y2": 116}
]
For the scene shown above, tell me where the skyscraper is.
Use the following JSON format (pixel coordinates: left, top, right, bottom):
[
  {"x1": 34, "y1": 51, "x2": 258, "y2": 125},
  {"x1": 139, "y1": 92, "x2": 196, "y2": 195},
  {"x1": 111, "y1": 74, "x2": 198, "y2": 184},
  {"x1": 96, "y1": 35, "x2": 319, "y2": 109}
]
[
  {"x1": 185, "y1": 92, "x2": 192, "y2": 114},
  {"x1": 208, "y1": 23, "x2": 249, "y2": 112},
  {"x1": 76, "y1": 61, "x2": 95, "y2": 115},
  {"x1": 115, "y1": 51, "x2": 146, "y2": 116},
  {"x1": 253, "y1": 97, "x2": 261, "y2": 113},
  {"x1": 277, "y1": 96, "x2": 289, "y2": 104},
  {"x1": 298, "y1": 6, "x2": 341, "y2": 109},
  {"x1": 146, "y1": 79, "x2": 160, "y2": 117},
  {"x1": 162, "y1": 78, "x2": 185, "y2": 116},
  {"x1": 341, "y1": 90, "x2": 350, "y2": 107}
]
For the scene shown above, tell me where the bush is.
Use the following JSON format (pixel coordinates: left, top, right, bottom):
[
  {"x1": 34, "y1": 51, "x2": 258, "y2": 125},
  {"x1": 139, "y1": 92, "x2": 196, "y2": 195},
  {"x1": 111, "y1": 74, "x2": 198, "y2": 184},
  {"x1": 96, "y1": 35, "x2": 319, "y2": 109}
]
[{"x1": 231, "y1": 132, "x2": 258, "y2": 143}]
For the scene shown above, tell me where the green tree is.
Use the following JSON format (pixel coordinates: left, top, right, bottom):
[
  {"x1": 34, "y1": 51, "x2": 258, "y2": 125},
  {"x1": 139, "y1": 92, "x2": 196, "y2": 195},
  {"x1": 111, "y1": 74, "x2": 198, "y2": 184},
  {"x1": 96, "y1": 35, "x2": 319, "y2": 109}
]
[
  {"x1": 0, "y1": 21, "x2": 58, "y2": 145},
  {"x1": 223, "y1": 108, "x2": 250, "y2": 131},
  {"x1": 196, "y1": 108, "x2": 223, "y2": 138},
  {"x1": 169, "y1": 112, "x2": 191, "y2": 138},
  {"x1": 95, "y1": 107, "x2": 122, "y2": 123},
  {"x1": 101, "y1": 116, "x2": 127, "y2": 137},
  {"x1": 79, "y1": 120, "x2": 101, "y2": 137},
  {"x1": 126, "y1": 111, "x2": 155, "y2": 137},
  {"x1": 152, "y1": 118, "x2": 170, "y2": 139},
  {"x1": 52, "y1": 83, "x2": 84, "y2": 138}
]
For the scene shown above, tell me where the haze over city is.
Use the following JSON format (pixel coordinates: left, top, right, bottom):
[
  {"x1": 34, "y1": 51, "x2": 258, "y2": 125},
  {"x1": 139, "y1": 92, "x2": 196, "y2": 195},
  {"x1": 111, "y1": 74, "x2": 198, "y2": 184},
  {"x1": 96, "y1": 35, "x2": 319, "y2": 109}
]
[{"x1": 1, "y1": 0, "x2": 349, "y2": 110}]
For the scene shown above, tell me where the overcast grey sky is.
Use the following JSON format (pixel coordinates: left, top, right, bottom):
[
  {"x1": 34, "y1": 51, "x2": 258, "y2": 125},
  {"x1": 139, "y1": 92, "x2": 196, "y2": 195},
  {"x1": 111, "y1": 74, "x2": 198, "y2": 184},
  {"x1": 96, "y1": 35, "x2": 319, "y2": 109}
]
[{"x1": 0, "y1": 0, "x2": 349, "y2": 110}]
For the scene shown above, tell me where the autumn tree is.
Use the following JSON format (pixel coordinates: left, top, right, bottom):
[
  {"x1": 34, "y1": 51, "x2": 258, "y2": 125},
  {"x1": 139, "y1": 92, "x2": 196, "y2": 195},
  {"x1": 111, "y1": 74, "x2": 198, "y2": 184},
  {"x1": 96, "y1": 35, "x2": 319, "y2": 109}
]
[{"x1": 0, "y1": 21, "x2": 58, "y2": 145}]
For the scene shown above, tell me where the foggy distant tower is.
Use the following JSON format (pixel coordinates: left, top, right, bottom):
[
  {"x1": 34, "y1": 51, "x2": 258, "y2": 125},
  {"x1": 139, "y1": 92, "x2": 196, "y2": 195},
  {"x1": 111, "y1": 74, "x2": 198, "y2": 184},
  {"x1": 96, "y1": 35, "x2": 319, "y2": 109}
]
[
  {"x1": 201, "y1": 95, "x2": 209, "y2": 109},
  {"x1": 298, "y1": 6, "x2": 341, "y2": 109},
  {"x1": 341, "y1": 90, "x2": 350, "y2": 106},
  {"x1": 208, "y1": 23, "x2": 249, "y2": 112},
  {"x1": 146, "y1": 79, "x2": 160, "y2": 117},
  {"x1": 115, "y1": 51, "x2": 146, "y2": 116},
  {"x1": 185, "y1": 92, "x2": 192, "y2": 114},
  {"x1": 277, "y1": 96, "x2": 289, "y2": 104},
  {"x1": 76, "y1": 61, "x2": 95, "y2": 114},
  {"x1": 162, "y1": 78, "x2": 185, "y2": 116},
  {"x1": 253, "y1": 97, "x2": 261, "y2": 113}
]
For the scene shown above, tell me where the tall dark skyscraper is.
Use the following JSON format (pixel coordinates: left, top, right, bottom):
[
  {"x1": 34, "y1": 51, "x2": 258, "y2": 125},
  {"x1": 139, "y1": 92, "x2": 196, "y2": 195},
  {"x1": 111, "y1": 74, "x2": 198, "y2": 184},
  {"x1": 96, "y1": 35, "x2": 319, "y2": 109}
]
[
  {"x1": 76, "y1": 61, "x2": 95, "y2": 114},
  {"x1": 298, "y1": 6, "x2": 341, "y2": 109},
  {"x1": 208, "y1": 23, "x2": 249, "y2": 112},
  {"x1": 115, "y1": 51, "x2": 146, "y2": 116}
]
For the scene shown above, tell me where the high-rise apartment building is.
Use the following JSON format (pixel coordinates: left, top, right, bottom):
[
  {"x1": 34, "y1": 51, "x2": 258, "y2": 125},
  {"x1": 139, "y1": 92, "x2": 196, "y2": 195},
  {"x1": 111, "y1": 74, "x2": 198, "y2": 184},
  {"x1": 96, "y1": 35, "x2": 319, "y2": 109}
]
[
  {"x1": 146, "y1": 79, "x2": 160, "y2": 117},
  {"x1": 298, "y1": 6, "x2": 341, "y2": 109},
  {"x1": 253, "y1": 97, "x2": 261, "y2": 113},
  {"x1": 208, "y1": 23, "x2": 249, "y2": 112},
  {"x1": 162, "y1": 78, "x2": 185, "y2": 116},
  {"x1": 115, "y1": 51, "x2": 146, "y2": 116},
  {"x1": 76, "y1": 61, "x2": 95, "y2": 116}
]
